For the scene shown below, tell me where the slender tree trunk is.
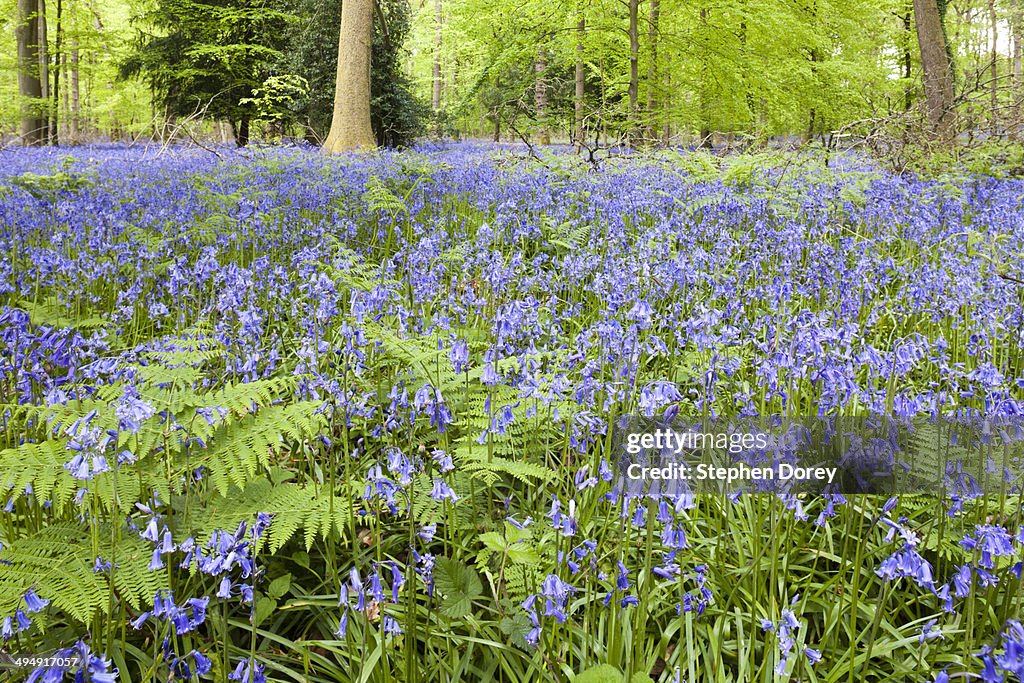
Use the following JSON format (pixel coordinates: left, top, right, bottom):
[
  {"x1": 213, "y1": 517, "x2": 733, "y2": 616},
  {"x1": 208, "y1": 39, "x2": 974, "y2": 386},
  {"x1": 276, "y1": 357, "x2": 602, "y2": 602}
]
[
  {"x1": 574, "y1": 5, "x2": 585, "y2": 152},
  {"x1": 70, "y1": 38, "x2": 79, "y2": 142},
  {"x1": 699, "y1": 6, "x2": 712, "y2": 147},
  {"x1": 61, "y1": 51, "x2": 68, "y2": 139},
  {"x1": 600, "y1": 54, "x2": 607, "y2": 146},
  {"x1": 38, "y1": 0, "x2": 50, "y2": 144},
  {"x1": 16, "y1": 0, "x2": 45, "y2": 144},
  {"x1": 85, "y1": 0, "x2": 102, "y2": 139},
  {"x1": 323, "y1": 0, "x2": 375, "y2": 153},
  {"x1": 535, "y1": 50, "x2": 549, "y2": 145},
  {"x1": 645, "y1": 0, "x2": 660, "y2": 144},
  {"x1": 1014, "y1": 3, "x2": 1023, "y2": 140},
  {"x1": 662, "y1": 71, "x2": 671, "y2": 144},
  {"x1": 805, "y1": 0, "x2": 821, "y2": 142},
  {"x1": 914, "y1": 0, "x2": 957, "y2": 142},
  {"x1": 432, "y1": 0, "x2": 442, "y2": 112},
  {"x1": 52, "y1": 0, "x2": 61, "y2": 145},
  {"x1": 1014, "y1": 0, "x2": 1023, "y2": 90},
  {"x1": 236, "y1": 117, "x2": 250, "y2": 147},
  {"x1": 627, "y1": 0, "x2": 639, "y2": 138},
  {"x1": 903, "y1": 3, "x2": 914, "y2": 110},
  {"x1": 989, "y1": 0, "x2": 998, "y2": 133},
  {"x1": 739, "y1": 15, "x2": 757, "y2": 131}
]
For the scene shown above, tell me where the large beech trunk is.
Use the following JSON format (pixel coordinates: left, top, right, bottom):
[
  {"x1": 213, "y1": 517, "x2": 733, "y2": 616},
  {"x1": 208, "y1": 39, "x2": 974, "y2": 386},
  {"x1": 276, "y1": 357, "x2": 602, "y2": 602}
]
[
  {"x1": 17, "y1": 0, "x2": 45, "y2": 144},
  {"x1": 323, "y1": 0, "x2": 375, "y2": 153},
  {"x1": 914, "y1": 0, "x2": 956, "y2": 142}
]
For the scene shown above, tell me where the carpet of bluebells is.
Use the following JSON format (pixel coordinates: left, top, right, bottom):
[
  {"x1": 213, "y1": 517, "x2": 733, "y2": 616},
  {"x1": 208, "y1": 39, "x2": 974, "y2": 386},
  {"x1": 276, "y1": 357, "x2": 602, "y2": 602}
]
[{"x1": 1, "y1": 142, "x2": 1024, "y2": 683}]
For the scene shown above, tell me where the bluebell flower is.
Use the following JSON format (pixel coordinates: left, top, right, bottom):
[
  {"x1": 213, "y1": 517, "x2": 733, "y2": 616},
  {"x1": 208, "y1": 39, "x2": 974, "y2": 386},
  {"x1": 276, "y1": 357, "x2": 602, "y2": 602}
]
[
  {"x1": 22, "y1": 587, "x2": 49, "y2": 612},
  {"x1": 228, "y1": 657, "x2": 266, "y2": 683},
  {"x1": 919, "y1": 618, "x2": 944, "y2": 644},
  {"x1": 429, "y1": 479, "x2": 459, "y2": 502},
  {"x1": 382, "y1": 614, "x2": 403, "y2": 636},
  {"x1": 961, "y1": 525, "x2": 1016, "y2": 569}
]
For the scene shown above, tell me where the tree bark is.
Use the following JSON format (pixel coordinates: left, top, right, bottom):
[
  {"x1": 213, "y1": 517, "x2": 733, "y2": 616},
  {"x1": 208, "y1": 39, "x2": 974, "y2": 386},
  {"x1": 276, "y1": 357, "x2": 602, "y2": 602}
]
[
  {"x1": 914, "y1": 0, "x2": 956, "y2": 142},
  {"x1": 236, "y1": 117, "x2": 250, "y2": 147},
  {"x1": 52, "y1": 0, "x2": 61, "y2": 145},
  {"x1": 805, "y1": 0, "x2": 822, "y2": 142},
  {"x1": 1014, "y1": 0, "x2": 1023, "y2": 92},
  {"x1": 38, "y1": 0, "x2": 49, "y2": 138},
  {"x1": 627, "y1": 0, "x2": 639, "y2": 137},
  {"x1": 645, "y1": 0, "x2": 660, "y2": 144},
  {"x1": 535, "y1": 50, "x2": 549, "y2": 145},
  {"x1": 574, "y1": 6, "x2": 585, "y2": 152},
  {"x1": 323, "y1": 0, "x2": 375, "y2": 153},
  {"x1": 903, "y1": 3, "x2": 913, "y2": 110},
  {"x1": 698, "y1": 6, "x2": 712, "y2": 147},
  {"x1": 70, "y1": 38, "x2": 79, "y2": 142},
  {"x1": 739, "y1": 13, "x2": 756, "y2": 130},
  {"x1": 16, "y1": 0, "x2": 45, "y2": 144},
  {"x1": 990, "y1": 0, "x2": 998, "y2": 133},
  {"x1": 432, "y1": 0, "x2": 442, "y2": 112}
]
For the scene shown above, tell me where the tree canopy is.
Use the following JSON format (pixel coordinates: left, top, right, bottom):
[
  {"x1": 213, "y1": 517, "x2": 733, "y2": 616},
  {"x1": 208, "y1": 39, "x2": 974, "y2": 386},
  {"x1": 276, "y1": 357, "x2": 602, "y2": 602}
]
[{"x1": 1, "y1": 0, "x2": 1022, "y2": 148}]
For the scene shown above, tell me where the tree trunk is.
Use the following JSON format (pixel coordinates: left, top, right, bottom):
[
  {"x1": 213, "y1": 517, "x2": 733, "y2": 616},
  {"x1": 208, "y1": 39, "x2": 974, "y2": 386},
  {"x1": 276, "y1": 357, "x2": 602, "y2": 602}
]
[
  {"x1": 1014, "y1": 0, "x2": 1022, "y2": 91},
  {"x1": 645, "y1": 0, "x2": 660, "y2": 144},
  {"x1": 914, "y1": 0, "x2": 956, "y2": 142},
  {"x1": 38, "y1": 0, "x2": 49, "y2": 142},
  {"x1": 599, "y1": 54, "x2": 607, "y2": 146},
  {"x1": 16, "y1": 0, "x2": 45, "y2": 144},
  {"x1": 574, "y1": 8, "x2": 585, "y2": 152},
  {"x1": 432, "y1": 0, "x2": 442, "y2": 112},
  {"x1": 535, "y1": 51, "x2": 550, "y2": 145},
  {"x1": 699, "y1": 6, "x2": 712, "y2": 147},
  {"x1": 627, "y1": 0, "x2": 639, "y2": 137},
  {"x1": 61, "y1": 51, "x2": 68, "y2": 139},
  {"x1": 739, "y1": 14, "x2": 756, "y2": 131},
  {"x1": 805, "y1": 0, "x2": 822, "y2": 142},
  {"x1": 70, "y1": 38, "x2": 79, "y2": 142},
  {"x1": 236, "y1": 117, "x2": 250, "y2": 147},
  {"x1": 989, "y1": 0, "x2": 998, "y2": 133},
  {"x1": 323, "y1": 0, "x2": 375, "y2": 153},
  {"x1": 903, "y1": 3, "x2": 913, "y2": 110},
  {"x1": 52, "y1": 0, "x2": 61, "y2": 145}
]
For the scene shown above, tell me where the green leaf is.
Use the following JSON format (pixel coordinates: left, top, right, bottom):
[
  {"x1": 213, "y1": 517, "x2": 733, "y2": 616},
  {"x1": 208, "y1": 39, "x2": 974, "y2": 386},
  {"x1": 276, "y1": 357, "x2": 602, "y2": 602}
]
[
  {"x1": 434, "y1": 558, "x2": 483, "y2": 619},
  {"x1": 253, "y1": 595, "x2": 277, "y2": 627},
  {"x1": 506, "y1": 544, "x2": 541, "y2": 565},
  {"x1": 574, "y1": 664, "x2": 623, "y2": 683},
  {"x1": 479, "y1": 531, "x2": 508, "y2": 552},
  {"x1": 267, "y1": 573, "x2": 292, "y2": 600},
  {"x1": 504, "y1": 522, "x2": 531, "y2": 544},
  {"x1": 499, "y1": 614, "x2": 534, "y2": 650}
]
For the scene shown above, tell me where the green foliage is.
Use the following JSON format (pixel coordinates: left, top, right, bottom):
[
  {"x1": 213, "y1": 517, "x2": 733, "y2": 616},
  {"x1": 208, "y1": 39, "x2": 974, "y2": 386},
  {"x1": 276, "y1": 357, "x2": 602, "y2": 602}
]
[
  {"x1": 7, "y1": 157, "x2": 97, "y2": 200},
  {"x1": 238, "y1": 73, "x2": 310, "y2": 122},
  {"x1": 434, "y1": 558, "x2": 483, "y2": 618},
  {"x1": 574, "y1": 664, "x2": 624, "y2": 683},
  {"x1": 409, "y1": 0, "x2": 905, "y2": 142},
  {"x1": 281, "y1": 0, "x2": 427, "y2": 146},
  {"x1": 120, "y1": 0, "x2": 295, "y2": 142}
]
